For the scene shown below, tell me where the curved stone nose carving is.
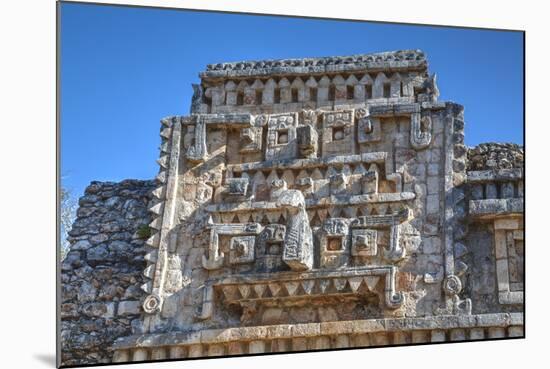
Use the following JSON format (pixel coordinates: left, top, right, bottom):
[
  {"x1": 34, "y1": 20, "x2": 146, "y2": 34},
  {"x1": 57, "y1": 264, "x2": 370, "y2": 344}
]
[{"x1": 276, "y1": 189, "x2": 313, "y2": 271}]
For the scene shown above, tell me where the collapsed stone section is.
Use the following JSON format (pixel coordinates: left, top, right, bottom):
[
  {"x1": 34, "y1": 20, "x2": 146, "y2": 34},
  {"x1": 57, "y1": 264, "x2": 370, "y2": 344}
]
[{"x1": 467, "y1": 143, "x2": 524, "y2": 171}]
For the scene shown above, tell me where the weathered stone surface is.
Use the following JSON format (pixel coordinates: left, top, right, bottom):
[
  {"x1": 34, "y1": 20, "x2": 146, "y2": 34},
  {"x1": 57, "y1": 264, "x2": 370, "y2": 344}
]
[
  {"x1": 467, "y1": 143, "x2": 523, "y2": 171},
  {"x1": 61, "y1": 51, "x2": 523, "y2": 366},
  {"x1": 60, "y1": 180, "x2": 156, "y2": 366},
  {"x1": 117, "y1": 301, "x2": 142, "y2": 316}
]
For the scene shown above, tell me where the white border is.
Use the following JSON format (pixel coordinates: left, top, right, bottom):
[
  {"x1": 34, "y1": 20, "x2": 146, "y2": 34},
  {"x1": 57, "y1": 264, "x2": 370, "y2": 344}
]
[{"x1": 1, "y1": 1, "x2": 545, "y2": 368}]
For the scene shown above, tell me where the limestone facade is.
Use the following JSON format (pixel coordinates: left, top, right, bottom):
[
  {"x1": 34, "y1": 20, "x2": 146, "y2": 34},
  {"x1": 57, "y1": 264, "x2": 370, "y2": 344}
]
[{"x1": 60, "y1": 50, "x2": 524, "y2": 366}]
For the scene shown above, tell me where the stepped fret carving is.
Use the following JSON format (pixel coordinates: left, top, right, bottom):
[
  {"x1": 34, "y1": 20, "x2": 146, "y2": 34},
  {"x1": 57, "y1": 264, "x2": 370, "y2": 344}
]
[
  {"x1": 197, "y1": 266, "x2": 404, "y2": 321},
  {"x1": 142, "y1": 116, "x2": 182, "y2": 314},
  {"x1": 202, "y1": 221, "x2": 263, "y2": 270}
]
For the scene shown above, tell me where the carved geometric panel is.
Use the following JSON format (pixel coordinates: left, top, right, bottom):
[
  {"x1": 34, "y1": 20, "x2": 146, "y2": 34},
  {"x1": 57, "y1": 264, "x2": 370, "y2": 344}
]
[
  {"x1": 322, "y1": 110, "x2": 356, "y2": 156},
  {"x1": 240, "y1": 126, "x2": 263, "y2": 153},
  {"x1": 356, "y1": 108, "x2": 381, "y2": 144},
  {"x1": 494, "y1": 218, "x2": 524, "y2": 304},
  {"x1": 319, "y1": 218, "x2": 351, "y2": 269},
  {"x1": 351, "y1": 229, "x2": 378, "y2": 256},
  {"x1": 229, "y1": 235, "x2": 256, "y2": 264},
  {"x1": 265, "y1": 113, "x2": 298, "y2": 160},
  {"x1": 256, "y1": 224, "x2": 286, "y2": 272},
  {"x1": 226, "y1": 178, "x2": 249, "y2": 197}
]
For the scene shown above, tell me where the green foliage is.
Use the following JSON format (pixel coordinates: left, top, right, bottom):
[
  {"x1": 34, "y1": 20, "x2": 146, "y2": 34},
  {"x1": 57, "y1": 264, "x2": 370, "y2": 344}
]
[{"x1": 137, "y1": 224, "x2": 152, "y2": 240}]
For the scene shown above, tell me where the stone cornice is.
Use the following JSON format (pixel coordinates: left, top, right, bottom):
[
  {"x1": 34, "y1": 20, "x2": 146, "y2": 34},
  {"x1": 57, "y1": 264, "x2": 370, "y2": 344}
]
[
  {"x1": 113, "y1": 312, "x2": 523, "y2": 350},
  {"x1": 200, "y1": 50, "x2": 428, "y2": 80}
]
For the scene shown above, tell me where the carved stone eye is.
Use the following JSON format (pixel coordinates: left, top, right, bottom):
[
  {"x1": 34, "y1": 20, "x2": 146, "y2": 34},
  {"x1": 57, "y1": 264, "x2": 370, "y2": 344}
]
[
  {"x1": 333, "y1": 128, "x2": 344, "y2": 141},
  {"x1": 271, "y1": 179, "x2": 285, "y2": 188},
  {"x1": 355, "y1": 235, "x2": 368, "y2": 249},
  {"x1": 235, "y1": 241, "x2": 248, "y2": 256},
  {"x1": 278, "y1": 131, "x2": 288, "y2": 144},
  {"x1": 327, "y1": 237, "x2": 343, "y2": 251}
]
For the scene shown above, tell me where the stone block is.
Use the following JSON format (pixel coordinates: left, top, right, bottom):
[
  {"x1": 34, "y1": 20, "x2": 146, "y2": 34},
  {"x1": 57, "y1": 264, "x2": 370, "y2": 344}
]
[
  {"x1": 112, "y1": 350, "x2": 130, "y2": 363},
  {"x1": 334, "y1": 335, "x2": 350, "y2": 348},
  {"x1": 308, "y1": 336, "x2": 330, "y2": 350},
  {"x1": 207, "y1": 344, "x2": 225, "y2": 357},
  {"x1": 371, "y1": 333, "x2": 389, "y2": 346},
  {"x1": 430, "y1": 330, "x2": 446, "y2": 342},
  {"x1": 469, "y1": 328, "x2": 485, "y2": 340},
  {"x1": 427, "y1": 163, "x2": 439, "y2": 176},
  {"x1": 271, "y1": 339, "x2": 289, "y2": 352},
  {"x1": 71, "y1": 239, "x2": 92, "y2": 251},
  {"x1": 427, "y1": 176, "x2": 439, "y2": 194},
  {"x1": 426, "y1": 194, "x2": 440, "y2": 214},
  {"x1": 292, "y1": 337, "x2": 308, "y2": 351},
  {"x1": 187, "y1": 345, "x2": 203, "y2": 358},
  {"x1": 168, "y1": 346, "x2": 186, "y2": 359},
  {"x1": 227, "y1": 342, "x2": 244, "y2": 355},
  {"x1": 248, "y1": 340, "x2": 266, "y2": 354},
  {"x1": 411, "y1": 331, "x2": 429, "y2": 343},
  {"x1": 117, "y1": 300, "x2": 141, "y2": 316},
  {"x1": 508, "y1": 326, "x2": 524, "y2": 337},
  {"x1": 352, "y1": 334, "x2": 371, "y2": 347},
  {"x1": 449, "y1": 329, "x2": 466, "y2": 341},
  {"x1": 80, "y1": 302, "x2": 114, "y2": 318},
  {"x1": 132, "y1": 348, "x2": 148, "y2": 362},
  {"x1": 86, "y1": 244, "x2": 110, "y2": 264},
  {"x1": 150, "y1": 348, "x2": 167, "y2": 360},
  {"x1": 487, "y1": 327, "x2": 506, "y2": 339},
  {"x1": 494, "y1": 218, "x2": 520, "y2": 230}
]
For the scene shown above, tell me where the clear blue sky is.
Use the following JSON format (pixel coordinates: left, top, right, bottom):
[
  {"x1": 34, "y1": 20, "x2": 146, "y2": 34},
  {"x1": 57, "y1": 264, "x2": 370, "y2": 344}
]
[{"x1": 60, "y1": 2, "x2": 524, "y2": 198}]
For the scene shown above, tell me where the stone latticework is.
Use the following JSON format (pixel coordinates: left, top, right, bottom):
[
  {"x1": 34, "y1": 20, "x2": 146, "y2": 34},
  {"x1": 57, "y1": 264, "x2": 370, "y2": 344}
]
[{"x1": 60, "y1": 50, "x2": 524, "y2": 366}]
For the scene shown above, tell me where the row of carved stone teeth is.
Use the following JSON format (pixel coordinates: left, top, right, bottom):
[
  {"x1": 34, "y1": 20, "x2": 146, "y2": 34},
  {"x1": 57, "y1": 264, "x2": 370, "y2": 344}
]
[
  {"x1": 470, "y1": 181, "x2": 523, "y2": 200},
  {"x1": 140, "y1": 118, "x2": 174, "y2": 295},
  {"x1": 206, "y1": 52, "x2": 425, "y2": 71},
  {"x1": 233, "y1": 163, "x2": 382, "y2": 185},
  {"x1": 214, "y1": 204, "x2": 403, "y2": 224},
  {"x1": 220, "y1": 276, "x2": 382, "y2": 300},
  {"x1": 215, "y1": 72, "x2": 406, "y2": 89},
  {"x1": 204, "y1": 73, "x2": 411, "y2": 106}
]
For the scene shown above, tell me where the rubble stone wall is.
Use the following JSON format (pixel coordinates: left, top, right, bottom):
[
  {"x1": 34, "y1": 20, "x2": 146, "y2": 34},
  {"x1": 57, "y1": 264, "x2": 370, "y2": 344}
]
[
  {"x1": 60, "y1": 180, "x2": 155, "y2": 366},
  {"x1": 467, "y1": 143, "x2": 524, "y2": 171}
]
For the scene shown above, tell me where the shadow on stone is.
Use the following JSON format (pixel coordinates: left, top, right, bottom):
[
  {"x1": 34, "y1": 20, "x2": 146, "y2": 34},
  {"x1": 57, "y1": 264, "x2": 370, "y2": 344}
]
[{"x1": 33, "y1": 353, "x2": 56, "y2": 367}]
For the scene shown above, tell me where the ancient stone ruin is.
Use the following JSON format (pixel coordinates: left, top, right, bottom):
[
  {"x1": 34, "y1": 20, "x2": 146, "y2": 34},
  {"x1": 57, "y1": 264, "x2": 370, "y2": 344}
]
[{"x1": 60, "y1": 50, "x2": 524, "y2": 366}]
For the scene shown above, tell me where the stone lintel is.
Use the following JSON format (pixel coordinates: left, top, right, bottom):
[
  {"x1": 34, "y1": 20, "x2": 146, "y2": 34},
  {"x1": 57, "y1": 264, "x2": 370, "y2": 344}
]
[
  {"x1": 467, "y1": 168, "x2": 523, "y2": 183},
  {"x1": 182, "y1": 113, "x2": 254, "y2": 127},
  {"x1": 228, "y1": 152, "x2": 387, "y2": 173},
  {"x1": 369, "y1": 103, "x2": 420, "y2": 117},
  {"x1": 206, "y1": 193, "x2": 415, "y2": 213},
  {"x1": 499, "y1": 291, "x2": 524, "y2": 305},
  {"x1": 113, "y1": 312, "x2": 523, "y2": 350},
  {"x1": 200, "y1": 50, "x2": 427, "y2": 80},
  {"x1": 213, "y1": 265, "x2": 396, "y2": 285},
  {"x1": 468, "y1": 198, "x2": 524, "y2": 217}
]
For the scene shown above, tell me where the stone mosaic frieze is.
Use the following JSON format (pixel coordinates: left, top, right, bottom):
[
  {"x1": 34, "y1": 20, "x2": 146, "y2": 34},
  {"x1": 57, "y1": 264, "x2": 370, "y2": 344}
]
[{"x1": 60, "y1": 49, "x2": 524, "y2": 366}]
